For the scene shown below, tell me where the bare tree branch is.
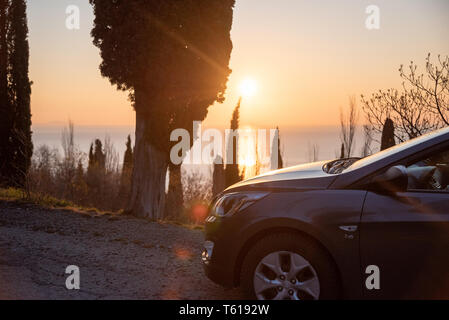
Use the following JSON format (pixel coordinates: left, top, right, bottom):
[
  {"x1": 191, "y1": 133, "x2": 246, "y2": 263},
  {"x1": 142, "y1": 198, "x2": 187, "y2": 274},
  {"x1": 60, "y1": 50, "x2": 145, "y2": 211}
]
[{"x1": 362, "y1": 54, "x2": 448, "y2": 144}]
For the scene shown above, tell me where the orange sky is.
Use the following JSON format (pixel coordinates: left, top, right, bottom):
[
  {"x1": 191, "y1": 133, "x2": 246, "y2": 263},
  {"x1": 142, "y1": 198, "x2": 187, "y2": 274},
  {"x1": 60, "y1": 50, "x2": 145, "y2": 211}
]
[{"x1": 28, "y1": 0, "x2": 449, "y2": 129}]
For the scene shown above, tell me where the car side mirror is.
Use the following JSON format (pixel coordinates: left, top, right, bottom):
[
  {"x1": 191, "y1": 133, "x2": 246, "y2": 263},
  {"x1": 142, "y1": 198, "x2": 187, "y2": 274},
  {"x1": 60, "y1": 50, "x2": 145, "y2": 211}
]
[{"x1": 369, "y1": 165, "x2": 408, "y2": 193}]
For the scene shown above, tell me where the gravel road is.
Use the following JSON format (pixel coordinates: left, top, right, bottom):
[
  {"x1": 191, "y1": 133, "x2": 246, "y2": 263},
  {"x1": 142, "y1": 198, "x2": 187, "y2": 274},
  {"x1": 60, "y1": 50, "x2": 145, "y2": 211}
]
[{"x1": 0, "y1": 200, "x2": 243, "y2": 300}]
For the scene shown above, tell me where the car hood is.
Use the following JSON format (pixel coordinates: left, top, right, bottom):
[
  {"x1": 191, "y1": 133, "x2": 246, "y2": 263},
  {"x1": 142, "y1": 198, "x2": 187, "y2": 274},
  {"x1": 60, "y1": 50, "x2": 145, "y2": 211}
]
[{"x1": 226, "y1": 160, "x2": 337, "y2": 191}]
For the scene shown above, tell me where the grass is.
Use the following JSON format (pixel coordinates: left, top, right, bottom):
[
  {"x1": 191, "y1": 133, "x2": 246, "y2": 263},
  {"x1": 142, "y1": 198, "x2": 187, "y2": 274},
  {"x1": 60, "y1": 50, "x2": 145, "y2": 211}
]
[
  {"x1": 0, "y1": 187, "x2": 91, "y2": 211},
  {"x1": 0, "y1": 187, "x2": 70, "y2": 207},
  {"x1": 0, "y1": 187, "x2": 205, "y2": 229}
]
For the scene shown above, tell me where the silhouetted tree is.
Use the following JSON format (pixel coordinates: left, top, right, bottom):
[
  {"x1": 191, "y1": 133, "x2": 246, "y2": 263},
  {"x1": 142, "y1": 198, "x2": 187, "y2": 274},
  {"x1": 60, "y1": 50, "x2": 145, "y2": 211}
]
[
  {"x1": 93, "y1": 139, "x2": 105, "y2": 170},
  {"x1": 86, "y1": 139, "x2": 106, "y2": 202},
  {"x1": 212, "y1": 156, "x2": 225, "y2": 197},
  {"x1": 362, "y1": 54, "x2": 448, "y2": 143},
  {"x1": 225, "y1": 98, "x2": 242, "y2": 187},
  {"x1": 0, "y1": 0, "x2": 11, "y2": 185},
  {"x1": 340, "y1": 96, "x2": 358, "y2": 158},
  {"x1": 340, "y1": 143, "x2": 345, "y2": 159},
  {"x1": 122, "y1": 135, "x2": 133, "y2": 174},
  {"x1": 361, "y1": 124, "x2": 374, "y2": 157},
  {"x1": 88, "y1": 143, "x2": 94, "y2": 169},
  {"x1": 273, "y1": 126, "x2": 283, "y2": 169},
  {"x1": 0, "y1": 1, "x2": 7, "y2": 98},
  {"x1": 90, "y1": 0, "x2": 235, "y2": 219},
  {"x1": 0, "y1": 0, "x2": 32, "y2": 187},
  {"x1": 119, "y1": 135, "x2": 134, "y2": 207},
  {"x1": 380, "y1": 118, "x2": 396, "y2": 151},
  {"x1": 8, "y1": 0, "x2": 32, "y2": 187}
]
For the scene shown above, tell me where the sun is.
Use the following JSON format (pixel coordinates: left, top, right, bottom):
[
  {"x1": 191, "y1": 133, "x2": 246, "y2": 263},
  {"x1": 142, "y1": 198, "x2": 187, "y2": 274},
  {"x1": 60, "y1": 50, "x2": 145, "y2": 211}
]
[{"x1": 239, "y1": 78, "x2": 258, "y2": 98}]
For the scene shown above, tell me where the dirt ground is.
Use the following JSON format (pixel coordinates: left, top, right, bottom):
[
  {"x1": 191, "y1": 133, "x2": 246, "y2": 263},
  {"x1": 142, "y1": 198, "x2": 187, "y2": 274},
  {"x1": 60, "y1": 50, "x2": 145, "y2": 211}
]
[{"x1": 0, "y1": 200, "x2": 243, "y2": 300}]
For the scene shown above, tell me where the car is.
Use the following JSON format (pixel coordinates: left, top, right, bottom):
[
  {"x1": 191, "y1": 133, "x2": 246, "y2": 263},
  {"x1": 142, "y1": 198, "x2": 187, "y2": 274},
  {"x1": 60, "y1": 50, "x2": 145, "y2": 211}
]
[{"x1": 202, "y1": 126, "x2": 449, "y2": 300}]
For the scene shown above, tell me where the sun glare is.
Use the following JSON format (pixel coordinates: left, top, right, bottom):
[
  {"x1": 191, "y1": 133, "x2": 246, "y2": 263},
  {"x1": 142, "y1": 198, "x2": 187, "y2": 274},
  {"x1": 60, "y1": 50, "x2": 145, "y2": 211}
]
[
  {"x1": 239, "y1": 78, "x2": 258, "y2": 98},
  {"x1": 238, "y1": 127, "x2": 257, "y2": 179}
]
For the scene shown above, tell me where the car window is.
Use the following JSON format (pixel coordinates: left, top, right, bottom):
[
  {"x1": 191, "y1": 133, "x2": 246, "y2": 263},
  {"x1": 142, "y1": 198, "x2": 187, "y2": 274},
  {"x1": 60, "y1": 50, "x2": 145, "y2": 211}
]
[
  {"x1": 406, "y1": 149, "x2": 449, "y2": 191},
  {"x1": 345, "y1": 127, "x2": 449, "y2": 172}
]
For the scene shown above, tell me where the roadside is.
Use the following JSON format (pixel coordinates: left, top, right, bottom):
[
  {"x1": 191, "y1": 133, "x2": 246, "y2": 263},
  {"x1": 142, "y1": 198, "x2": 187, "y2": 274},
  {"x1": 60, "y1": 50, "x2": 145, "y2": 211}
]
[{"x1": 0, "y1": 200, "x2": 242, "y2": 300}]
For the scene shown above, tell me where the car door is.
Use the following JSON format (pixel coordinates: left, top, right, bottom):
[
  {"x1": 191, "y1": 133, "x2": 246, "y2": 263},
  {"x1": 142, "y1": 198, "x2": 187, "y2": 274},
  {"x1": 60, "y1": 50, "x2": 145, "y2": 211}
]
[{"x1": 360, "y1": 147, "x2": 449, "y2": 299}]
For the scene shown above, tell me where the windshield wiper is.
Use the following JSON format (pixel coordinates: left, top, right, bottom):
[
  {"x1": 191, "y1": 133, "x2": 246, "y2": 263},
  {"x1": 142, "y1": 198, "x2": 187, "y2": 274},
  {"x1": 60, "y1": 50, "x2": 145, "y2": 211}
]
[{"x1": 323, "y1": 158, "x2": 360, "y2": 174}]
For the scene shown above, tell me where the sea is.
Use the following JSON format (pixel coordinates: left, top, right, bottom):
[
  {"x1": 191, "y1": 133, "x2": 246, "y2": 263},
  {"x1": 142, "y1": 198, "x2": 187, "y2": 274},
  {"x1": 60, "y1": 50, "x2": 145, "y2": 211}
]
[{"x1": 32, "y1": 124, "x2": 376, "y2": 178}]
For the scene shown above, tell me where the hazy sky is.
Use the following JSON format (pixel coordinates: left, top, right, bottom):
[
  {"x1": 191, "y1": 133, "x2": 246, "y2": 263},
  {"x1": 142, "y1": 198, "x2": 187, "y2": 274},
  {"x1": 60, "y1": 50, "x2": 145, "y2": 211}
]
[{"x1": 28, "y1": 0, "x2": 449, "y2": 129}]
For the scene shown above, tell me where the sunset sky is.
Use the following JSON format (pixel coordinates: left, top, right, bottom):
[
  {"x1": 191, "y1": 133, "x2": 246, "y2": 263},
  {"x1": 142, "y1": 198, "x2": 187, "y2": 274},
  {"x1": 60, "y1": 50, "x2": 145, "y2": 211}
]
[{"x1": 28, "y1": 0, "x2": 449, "y2": 129}]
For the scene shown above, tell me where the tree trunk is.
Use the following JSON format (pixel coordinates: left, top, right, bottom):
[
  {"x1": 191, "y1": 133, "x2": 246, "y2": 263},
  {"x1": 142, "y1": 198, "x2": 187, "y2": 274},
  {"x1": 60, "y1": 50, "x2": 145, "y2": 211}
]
[
  {"x1": 165, "y1": 163, "x2": 184, "y2": 220},
  {"x1": 127, "y1": 112, "x2": 168, "y2": 220}
]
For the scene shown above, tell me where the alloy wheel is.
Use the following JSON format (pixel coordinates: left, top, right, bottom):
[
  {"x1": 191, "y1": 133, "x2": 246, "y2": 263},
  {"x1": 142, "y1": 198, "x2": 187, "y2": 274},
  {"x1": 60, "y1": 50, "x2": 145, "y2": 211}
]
[{"x1": 253, "y1": 251, "x2": 320, "y2": 300}]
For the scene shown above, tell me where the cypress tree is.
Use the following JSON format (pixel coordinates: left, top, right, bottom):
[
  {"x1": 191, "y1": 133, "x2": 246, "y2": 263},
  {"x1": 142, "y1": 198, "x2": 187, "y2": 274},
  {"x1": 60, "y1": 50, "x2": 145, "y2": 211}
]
[
  {"x1": 380, "y1": 118, "x2": 395, "y2": 151},
  {"x1": 271, "y1": 126, "x2": 283, "y2": 169},
  {"x1": 119, "y1": 135, "x2": 133, "y2": 206},
  {"x1": 278, "y1": 129, "x2": 283, "y2": 169},
  {"x1": 0, "y1": 0, "x2": 11, "y2": 185},
  {"x1": 212, "y1": 155, "x2": 225, "y2": 197},
  {"x1": 90, "y1": 0, "x2": 235, "y2": 219},
  {"x1": 225, "y1": 98, "x2": 242, "y2": 187},
  {"x1": 0, "y1": 0, "x2": 32, "y2": 187},
  {"x1": 10, "y1": 0, "x2": 32, "y2": 187},
  {"x1": 88, "y1": 143, "x2": 94, "y2": 169},
  {"x1": 93, "y1": 139, "x2": 105, "y2": 170},
  {"x1": 340, "y1": 143, "x2": 345, "y2": 159},
  {"x1": 86, "y1": 139, "x2": 106, "y2": 205},
  {"x1": 122, "y1": 135, "x2": 133, "y2": 174}
]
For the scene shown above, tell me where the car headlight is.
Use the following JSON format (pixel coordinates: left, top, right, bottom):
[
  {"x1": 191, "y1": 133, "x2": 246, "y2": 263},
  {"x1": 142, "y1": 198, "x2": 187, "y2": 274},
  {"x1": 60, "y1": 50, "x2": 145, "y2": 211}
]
[{"x1": 211, "y1": 192, "x2": 270, "y2": 217}]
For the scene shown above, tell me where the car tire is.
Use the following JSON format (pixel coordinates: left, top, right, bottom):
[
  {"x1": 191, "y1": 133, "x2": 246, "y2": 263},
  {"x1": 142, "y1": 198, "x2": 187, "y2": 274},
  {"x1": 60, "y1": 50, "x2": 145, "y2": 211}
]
[{"x1": 240, "y1": 232, "x2": 341, "y2": 300}]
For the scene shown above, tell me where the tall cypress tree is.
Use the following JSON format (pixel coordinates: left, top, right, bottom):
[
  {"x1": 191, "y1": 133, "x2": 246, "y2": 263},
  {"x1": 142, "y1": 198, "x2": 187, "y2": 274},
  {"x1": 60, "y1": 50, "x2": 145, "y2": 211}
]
[
  {"x1": 86, "y1": 139, "x2": 106, "y2": 205},
  {"x1": 0, "y1": 0, "x2": 11, "y2": 185},
  {"x1": 90, "y1": 0, "x2": 235, "y2": 219},
  {"x1": 120, "y1": 135, "x2": 134, "y2": 207},
  {"x1": 88, "y1": 143, "x2": 94, "y2": 169},
  {"x1": 10, "y1": 0, "x2": 32, "y2": 187},
  {"x1": 340, "y1": 143, "x2": 345, "y2": 159},
  {"x1": 225, "y1": 98, "x2": 242, "y2": 187},
  {"x1": 273, "y1": 126, "x2": 283, "y2": 169},
  {"x1": 380, "y1": 118, "x2": 395, "y2": 151},
  {"x1": 122, "y1": 135, "x2": 133, "y2": 174},
  {"x1": 0, "y1": 0, "x2": 32, "y2": 187},
  {"x1": 212, "y1": 155, "x2": 225, "y2": 197},
  {"x1": 93, "y1": 139, "x2": 105, "y2": 170}
]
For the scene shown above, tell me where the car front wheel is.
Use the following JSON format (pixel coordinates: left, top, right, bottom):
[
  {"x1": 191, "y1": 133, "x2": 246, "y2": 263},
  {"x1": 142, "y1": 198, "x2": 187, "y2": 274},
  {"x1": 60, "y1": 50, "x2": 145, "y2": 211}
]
[{"x1": 240, "y1": 233, "x2": 340, "y2": 300}]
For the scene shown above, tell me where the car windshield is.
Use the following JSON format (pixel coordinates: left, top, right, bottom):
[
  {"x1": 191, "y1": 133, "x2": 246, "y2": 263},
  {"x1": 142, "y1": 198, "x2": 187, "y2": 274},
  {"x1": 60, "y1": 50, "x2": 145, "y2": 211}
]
[{"x1": 343, "y1": 127, "x2": 449, "y2": 172}]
